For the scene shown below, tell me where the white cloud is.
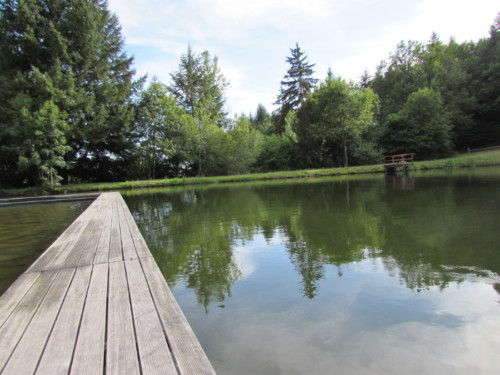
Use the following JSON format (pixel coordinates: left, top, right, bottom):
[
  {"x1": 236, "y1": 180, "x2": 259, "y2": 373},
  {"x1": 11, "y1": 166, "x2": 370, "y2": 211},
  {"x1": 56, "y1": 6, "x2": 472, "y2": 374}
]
[{"x1": 108, "y1": 0, "x2": 499, "y2": 115}]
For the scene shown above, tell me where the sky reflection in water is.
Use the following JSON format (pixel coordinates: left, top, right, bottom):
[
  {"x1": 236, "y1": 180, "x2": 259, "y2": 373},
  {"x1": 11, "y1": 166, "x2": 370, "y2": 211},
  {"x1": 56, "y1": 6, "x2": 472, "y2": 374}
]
[{"x1": 125, "y1": 172, "x2": 500, "y2": 374}]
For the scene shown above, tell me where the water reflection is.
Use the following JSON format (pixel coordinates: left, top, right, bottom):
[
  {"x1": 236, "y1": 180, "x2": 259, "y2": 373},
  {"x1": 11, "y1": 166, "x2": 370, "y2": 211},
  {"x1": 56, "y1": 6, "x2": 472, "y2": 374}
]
[
  {"x1": 125, "y1": 174, "x2": 500, "y2": 374},
  {"x1": 126, "y1": 175, "x2": 500, "y2": 305},
  {"x1": 0, "y1": 200, "x2": 90, "y2": 295}
]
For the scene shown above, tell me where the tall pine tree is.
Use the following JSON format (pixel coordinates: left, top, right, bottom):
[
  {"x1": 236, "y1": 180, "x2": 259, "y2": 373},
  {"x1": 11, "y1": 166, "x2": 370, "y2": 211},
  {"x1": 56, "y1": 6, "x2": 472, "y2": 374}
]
[
  {"x1": 0, "y1": 0, "x2": 138, "y2": 186},
  {"x1": 274, "y1": 43, "x2": 318, "y2": 133}
]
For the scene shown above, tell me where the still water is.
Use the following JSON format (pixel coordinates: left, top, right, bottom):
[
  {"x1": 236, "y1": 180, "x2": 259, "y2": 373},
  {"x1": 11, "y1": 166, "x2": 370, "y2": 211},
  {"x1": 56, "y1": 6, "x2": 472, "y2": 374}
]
[
  {"x1": 125, "y1": 170, "x2": 500, "y2": 375},
  {"x1": 0, "y1": 200, "x2": 90, "y2": 295}
]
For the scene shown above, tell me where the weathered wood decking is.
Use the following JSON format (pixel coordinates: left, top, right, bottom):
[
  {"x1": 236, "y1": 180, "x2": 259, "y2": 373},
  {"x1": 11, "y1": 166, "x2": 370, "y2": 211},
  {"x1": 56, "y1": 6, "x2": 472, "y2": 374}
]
[{"x1": 0, "y1": 192, "x2": 216, "y2": 375}]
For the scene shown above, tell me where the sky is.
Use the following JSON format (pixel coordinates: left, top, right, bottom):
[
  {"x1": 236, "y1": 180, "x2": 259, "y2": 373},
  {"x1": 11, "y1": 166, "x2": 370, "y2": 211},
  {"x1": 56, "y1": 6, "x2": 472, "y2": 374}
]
[{"x1": 107, "y1": 0, "x2": 499, "y2": 117}]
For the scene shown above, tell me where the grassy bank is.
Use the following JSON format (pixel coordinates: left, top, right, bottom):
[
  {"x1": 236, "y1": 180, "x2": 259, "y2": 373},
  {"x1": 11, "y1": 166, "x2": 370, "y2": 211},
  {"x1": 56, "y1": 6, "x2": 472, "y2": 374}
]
[{"x1": 2, "y1": 149, "x2": 500, "y2": 197}]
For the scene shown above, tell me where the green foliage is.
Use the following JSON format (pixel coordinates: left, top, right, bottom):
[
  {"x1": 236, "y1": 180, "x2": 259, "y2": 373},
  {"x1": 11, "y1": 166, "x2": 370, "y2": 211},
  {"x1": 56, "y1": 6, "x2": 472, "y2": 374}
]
[
  {"x1": 170, "y1": 46, "x2": 229, "y2": 127},
  {"x1": 274, "y1": 43, "x2": 318, "y2": 133},
  {"x1": 370, "y1": 19, "x2": 500, "y2": 153},
  {"x1": 132, "y1": 78, "x2": 194, "y2": 179},
  {"x1": 227, "y1": 116, "x2": 264, "y2": 174},
  {"x1": 0, "y1": 0, "x2": 138, "y2": 186},
  {"x1": 16, "y1": 100, "x2": 69, "y2": 187},
  {"x1": 371, "y1": 40, "x2": 425, "y2": 120},
  {"x1": 251, "y1": 103, "x2": 273, "y2": 135},
  {"x1": 1, "y1": 5, "x2": 499, "y2": 186},
  {"x1": 465, "y1": 14, "x2": 500, "y2": 148},
  {"x1": 296, "y1": 77, "x2": 379, "y2": 168},
  {"x1": 252, "y1": 134, "x2": 297, "y2": 172},
  {"x1": 381, "y1": 88, "x2": 453, "y2": 159},
  {"x1": 193, "y1": 120, "x2": 232, "y2": 176}
]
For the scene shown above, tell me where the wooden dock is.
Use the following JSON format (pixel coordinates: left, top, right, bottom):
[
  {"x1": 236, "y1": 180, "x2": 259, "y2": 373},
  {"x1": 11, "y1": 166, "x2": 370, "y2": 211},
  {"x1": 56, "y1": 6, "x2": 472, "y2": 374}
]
[
  {"x1": 0, "y1": 192, "x2": 215, "y2": 374},
  {"x1": 382, "y1": 153, "x2": 414, "y2": 174}
]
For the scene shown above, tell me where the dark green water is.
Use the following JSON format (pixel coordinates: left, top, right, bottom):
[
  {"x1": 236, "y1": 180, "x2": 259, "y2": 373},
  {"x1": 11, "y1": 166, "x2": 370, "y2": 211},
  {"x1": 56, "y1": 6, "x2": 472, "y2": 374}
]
[
  {"x1": 0, "y1": 200, "x2": 90, "y2": 296},
  {"x1": 125, "y1": 170, "x2": 500, "y2": 374}
]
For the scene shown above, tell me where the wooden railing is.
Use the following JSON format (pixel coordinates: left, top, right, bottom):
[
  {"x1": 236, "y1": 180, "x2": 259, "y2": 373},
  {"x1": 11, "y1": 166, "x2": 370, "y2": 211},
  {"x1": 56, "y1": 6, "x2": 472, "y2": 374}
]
[{"x1": 382, "y1": 153, "x2": 414, "y2": 164}]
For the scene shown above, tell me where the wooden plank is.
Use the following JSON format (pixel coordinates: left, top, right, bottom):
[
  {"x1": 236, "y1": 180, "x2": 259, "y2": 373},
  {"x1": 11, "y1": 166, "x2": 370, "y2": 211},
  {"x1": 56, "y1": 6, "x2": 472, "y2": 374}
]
[
  {"x1": 60, "y1": 213, "x2": 98, "y2": 269},
  {"x1": 125, "y1": 259, "x2": 178, "y2": 374},
  {"x1": 36, "y1": 266, "x2": 92, "y2": 375},
  {"x1": 106, "y1": 261, "x2": 140, "y2": 374},
  {"x1": 122, "y1": 199, "x2": 152, "y2": 258},
  {"x1": 141, "y1": 256, "x2": 216, "y2": 375},
  {"x1": 92, "y1": 195, "x2": 113, "y2": 265},
  {"x1": 27, "y1": 197, "x2": 98, "y2": 272},
  {"x1": 63, "y1": 196, "x2": 107, "y2": 268},
  {"x1": 0, "y1": 272, "x2": 40, "y2": 329},
  {"x1": 77, "y1": 195, "x2": 110, "y2": 267},
  {"x1": 26, "y1": 218, "x2": 85, "y2": 272},
  {"x1": 1, "y1": 192, "x2": 216, "y2": 375},
  {"x1": 108, "y1": 194, "x2": 123, "y2": 262},
  {"x1": 0, "y1": 269, "x2": 59, "y2": 371},
  {"x1": 2, "y1": 268, "x2": 75, "y2": 374},
  {"x1": 70, "y1": 263, "x2": 108, "y2": 375},
  {"x1": 76, "y1": 214, "x2": 104, "y2": 267},
  {"x1": 117, "y1": 195, "x2": 138, "y2": 260},
  {"x1": 43, "y1": 208, "x2": 96, "y2": 270}
]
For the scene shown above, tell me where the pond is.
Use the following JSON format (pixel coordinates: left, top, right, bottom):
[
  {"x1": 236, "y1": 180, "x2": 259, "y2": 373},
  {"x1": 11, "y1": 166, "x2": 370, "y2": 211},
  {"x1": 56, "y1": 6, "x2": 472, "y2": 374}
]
[
  {"x1": 0, "y1": 200, "x2": 91, "y2": 296},
  {"x1": 125, "y1": 168, "x2": 500, "y2": 375},
  {"x1": 0, "y1": 171, "x2": 497, "y2": 373}
]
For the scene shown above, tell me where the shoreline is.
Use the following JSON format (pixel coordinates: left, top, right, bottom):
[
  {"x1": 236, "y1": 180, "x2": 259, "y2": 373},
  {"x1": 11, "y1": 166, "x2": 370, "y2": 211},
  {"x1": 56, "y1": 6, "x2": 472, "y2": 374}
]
[{"x1": 1, "y1": 150, "x2": 499, "y2": 197}]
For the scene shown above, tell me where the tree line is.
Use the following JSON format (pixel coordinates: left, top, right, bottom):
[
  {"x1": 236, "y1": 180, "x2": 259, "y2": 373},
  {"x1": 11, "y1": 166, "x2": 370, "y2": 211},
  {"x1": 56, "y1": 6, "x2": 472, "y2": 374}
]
[{"x1": 0, "y1": 1, "x2": 498, "y2": 188}]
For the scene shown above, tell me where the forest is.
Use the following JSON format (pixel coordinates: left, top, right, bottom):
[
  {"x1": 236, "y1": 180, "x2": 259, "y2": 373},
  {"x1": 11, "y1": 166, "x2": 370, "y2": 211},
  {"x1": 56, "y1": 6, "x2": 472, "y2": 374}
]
[{"x1": 0, "y1": 0, "x2": 499, "y2": 188}]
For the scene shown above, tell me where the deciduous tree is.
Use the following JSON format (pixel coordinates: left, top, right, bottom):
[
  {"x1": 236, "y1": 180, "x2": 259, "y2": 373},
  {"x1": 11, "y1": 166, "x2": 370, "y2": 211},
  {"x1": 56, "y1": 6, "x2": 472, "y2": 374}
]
[
  {"x1": 381, "y1": 88, "x2": 453, "y2": 159},
  {"x1": 170, "y1": 46, "x2": 229, "y2": 128},
  {"x1": 296, "y1": 77, "x2": 379, "y2": 168}
]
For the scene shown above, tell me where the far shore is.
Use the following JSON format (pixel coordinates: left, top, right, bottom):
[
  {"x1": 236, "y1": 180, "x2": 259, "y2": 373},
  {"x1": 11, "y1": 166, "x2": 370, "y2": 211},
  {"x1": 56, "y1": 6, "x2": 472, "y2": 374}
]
[{"x1": 1, "y1": 149, "x2": 499, "y2": 198}]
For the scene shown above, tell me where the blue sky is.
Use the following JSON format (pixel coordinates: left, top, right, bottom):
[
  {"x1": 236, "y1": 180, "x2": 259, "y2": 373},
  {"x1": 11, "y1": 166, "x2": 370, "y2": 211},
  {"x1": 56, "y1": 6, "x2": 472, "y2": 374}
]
[{"x1": 107, "y1": 0, "x2": 499, "y2": 117}]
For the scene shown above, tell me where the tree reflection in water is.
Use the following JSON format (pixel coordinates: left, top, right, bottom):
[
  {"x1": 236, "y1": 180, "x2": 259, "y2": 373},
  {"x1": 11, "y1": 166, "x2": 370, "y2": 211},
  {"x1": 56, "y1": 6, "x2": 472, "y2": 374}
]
[{"x1": 125, "y1": 174, "x2": 500, "y2": 309}]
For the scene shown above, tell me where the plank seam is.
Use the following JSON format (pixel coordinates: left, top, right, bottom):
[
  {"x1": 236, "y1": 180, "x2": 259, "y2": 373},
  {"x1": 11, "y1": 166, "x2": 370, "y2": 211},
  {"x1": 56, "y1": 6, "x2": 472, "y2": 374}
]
[
  {"x1": 33, "y1": 268, "x2": 78, "y2": 374},
  {"x1": 124, "y1": 260, "x2": 145, "y2": 375},
  {"x1": 0, "y1": 270, "x2": 60, "y2": 374},
  {"x1": 0, "y1": 273, "x2": 41, "y2": 330},
  {"x1": 137, "y1": 258, "x2": 182, "y2": 375},
  {"x1": 71, "y1": 213, "x2": 101, "y2": 267},
  {"x1": 103, "y1": 262, "x2": 110, "y2": 375},
  {"x1": 67, "y1": 264, "x2": 97, "y2": 375},
  {"x1": 86, "y1": 201, "x2": 107, "y2": 266},
  {"x1": 26, "y1": 195, "x2": 100, "y2": 272}
]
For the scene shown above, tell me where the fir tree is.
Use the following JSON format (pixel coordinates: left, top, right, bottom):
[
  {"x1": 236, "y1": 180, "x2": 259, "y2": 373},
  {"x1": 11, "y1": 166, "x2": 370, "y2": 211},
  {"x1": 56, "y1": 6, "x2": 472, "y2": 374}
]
[
  {"x1": 0, "y1": 0, "x2": 138, "y2": 186},
  {"x1": 251, "y1": 103, "x2": 272, "y2": 134},
  {"x1": 274, "y1": 43, "x2": 318, "y2": 133}
]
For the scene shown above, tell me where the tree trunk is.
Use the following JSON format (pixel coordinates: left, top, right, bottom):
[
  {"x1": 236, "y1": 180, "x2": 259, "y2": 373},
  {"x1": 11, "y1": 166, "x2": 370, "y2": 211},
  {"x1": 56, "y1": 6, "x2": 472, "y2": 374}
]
[{"x1": 344, "y1": 141, "x2": 348, "y2": 168}]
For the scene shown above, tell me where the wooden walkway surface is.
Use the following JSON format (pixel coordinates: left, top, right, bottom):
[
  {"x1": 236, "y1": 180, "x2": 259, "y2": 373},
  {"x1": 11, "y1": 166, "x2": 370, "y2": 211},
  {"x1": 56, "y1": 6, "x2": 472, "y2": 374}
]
[{"x1": 0, "y1": 192, "x2": 215, "y2": 374}]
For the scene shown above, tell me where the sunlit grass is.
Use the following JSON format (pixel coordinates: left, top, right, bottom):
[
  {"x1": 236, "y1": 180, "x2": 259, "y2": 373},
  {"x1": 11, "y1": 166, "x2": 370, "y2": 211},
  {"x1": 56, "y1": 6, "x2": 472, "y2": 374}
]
[{"x1": 1, "y1": 149, "x2": 499, "y2": 197}]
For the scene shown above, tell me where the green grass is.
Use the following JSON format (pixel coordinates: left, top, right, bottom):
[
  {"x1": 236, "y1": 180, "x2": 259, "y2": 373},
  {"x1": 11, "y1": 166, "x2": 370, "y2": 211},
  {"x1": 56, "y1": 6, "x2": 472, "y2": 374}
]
[{"x1": 2, "y1": 149, "x2": 500, "y2": 197}]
